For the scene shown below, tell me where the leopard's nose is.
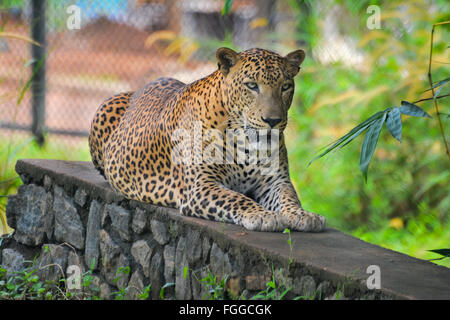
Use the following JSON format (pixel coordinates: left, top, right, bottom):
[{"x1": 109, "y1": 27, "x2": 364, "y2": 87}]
[{"x1": 261, "y1": 117, "x2": 282, "y2": 128}]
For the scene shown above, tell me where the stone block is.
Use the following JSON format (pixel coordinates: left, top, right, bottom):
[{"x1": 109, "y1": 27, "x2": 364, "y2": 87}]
[
  {"x1": 186, "y1": 228, "x2": 202, "y2": 265},
  {"x1": 53, "y1": 186, "x2": 85, "y2": 250},
  {"x1": 163, "y1": 244, "x2": 175, "y2": 283},
  {"x1": 175, "y1": 236, "x2": 191, "y2": 299},
  {"x1": 209, "y1": 243, "x2": 232, "y2": 277},
  {"x1": 293, "y1": 275, "x2": 316, "y2": 298},
  {"x1": 149, "y1": 251, "x2": 164, "y2": 300},
  {"x1": 132, "y1": 207, "x2": 147, "y2": 234},
  {"x1": 1, "y1": 248, "x2": 25, "y2": 278},
  {"x1": 106, "y1": 203, "x2": 131, "y2": 241},
  {"x1": 74, "y1": 188, "x2": 88, "y2": 207},
  {"x1": 99, "y1": 229, "x2": 121, "y2": 286},
  {"x1": 131, "y1": 239, "x2": 154, "y2": 278},
  {"x1": 84, "y1": 200, "x2": 103, "y2": 270},
  {"x1": 150, "y1": 219, "x2": 169, "y2": 245},
  {"x1": 36, "y1": 244, "x2": 69, "y2": 283},
  {"x1": 125, "y1": 270, "x2": 146, "y2": 300},
  {"x1": 12, "y1": 184, "x2": 53, "y2": 246}
]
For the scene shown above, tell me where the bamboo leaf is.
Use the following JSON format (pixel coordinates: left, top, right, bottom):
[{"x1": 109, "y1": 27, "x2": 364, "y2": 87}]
[
  {"x1": 308, "y1": 111, "x2": 385, "y2": 166},
  {"x1": 385, "y1": 107, "x2": 402, "y2": 142},
  {"x1": 428, "y1": 249, "x2": 450, "y2": 261},
  {"x1": 17, "y1": 53, "x2": 48, "y2": 105},
  {"x1": 433, "y1": 85, "x2": 443, "y2": 100},
  {"x1": 400, "y1": 101, "x2": 432, "y2": 118},
  {"x1": 0, "y1": 31, "x2": 41, "y2": 46},
  {"x1": 424, "y1": 77, "x2": 450, "y2": 91},
  {"x1": 428, "y1": 249, "x2": 450, "y2": 257},
  {"x1": 360, "y1": 112, "x2": 387, "y2": 182}
]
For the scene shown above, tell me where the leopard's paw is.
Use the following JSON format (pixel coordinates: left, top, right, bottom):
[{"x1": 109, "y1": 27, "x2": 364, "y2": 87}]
[
  {"x1": 240, "y1": 212, "x2": 286, "y2": 232},
  {"x1": 287, "y1": 210, "x2": 326, "y2": 232}
]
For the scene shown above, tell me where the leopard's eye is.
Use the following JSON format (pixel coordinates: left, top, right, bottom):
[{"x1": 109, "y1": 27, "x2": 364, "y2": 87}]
[
  {"x1": 281, "y1": 83, "x2": 293, "y2": 92},
  {"x1": 245, "y1": 82, "x2": 259, "y2": 92}
]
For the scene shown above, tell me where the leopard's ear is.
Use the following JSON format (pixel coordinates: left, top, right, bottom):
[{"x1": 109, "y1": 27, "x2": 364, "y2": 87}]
[
  {"x1": 216, "y1": 47, "x2": 239, "y2": 76},
  {"x1": 285, "y1": 49, "x2": 305, "y2": 77}
]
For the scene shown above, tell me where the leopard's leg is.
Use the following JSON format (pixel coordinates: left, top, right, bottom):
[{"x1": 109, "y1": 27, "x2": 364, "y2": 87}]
[
  {"x1": 254, "y1": 178, "x2": 326, "y2": 232},
  {"x1": 89, "y1": 92, "x2": 133, "y2": 178},
  {"x1": 179, "y1": 168, "x2": 286, "y2": 231}
]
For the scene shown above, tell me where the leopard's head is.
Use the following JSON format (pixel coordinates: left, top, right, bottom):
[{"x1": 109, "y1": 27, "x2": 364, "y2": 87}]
[{"x1": 217, "y1": 47, "x2": 305, "y2": 132}]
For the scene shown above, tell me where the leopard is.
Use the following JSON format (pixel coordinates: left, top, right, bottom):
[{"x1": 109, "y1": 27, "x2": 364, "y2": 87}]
[{"x1": 89, "y1": 47, "x2": 326, "y2": 232}]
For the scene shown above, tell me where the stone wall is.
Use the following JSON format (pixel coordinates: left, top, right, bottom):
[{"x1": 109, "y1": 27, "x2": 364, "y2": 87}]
[{"x1": 1, "y1": 159, "x2": 449, "y2": 300}]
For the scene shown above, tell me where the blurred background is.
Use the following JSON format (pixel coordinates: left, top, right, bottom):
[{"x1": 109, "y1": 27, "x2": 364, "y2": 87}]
[{"x1": 0, "y1": 0, "x2": 448, "y2": 266}]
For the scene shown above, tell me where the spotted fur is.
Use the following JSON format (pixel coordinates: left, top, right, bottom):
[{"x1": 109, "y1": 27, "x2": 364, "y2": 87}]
[{"x1": 89, "y1": 48, "x2": 326, "y2": 232}]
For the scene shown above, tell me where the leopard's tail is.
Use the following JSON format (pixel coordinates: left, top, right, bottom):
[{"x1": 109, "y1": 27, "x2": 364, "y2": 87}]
[{"x1": 89, "y1": 92, "x2": 133, "y2": 178}]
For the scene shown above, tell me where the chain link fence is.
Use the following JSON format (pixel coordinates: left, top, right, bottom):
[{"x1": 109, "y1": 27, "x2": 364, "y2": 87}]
[{"x1": 0, "y1": 0, "x2": 293, "y2": 144}]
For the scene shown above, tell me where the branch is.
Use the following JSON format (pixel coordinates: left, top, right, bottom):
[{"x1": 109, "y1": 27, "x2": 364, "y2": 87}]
[
  {"x1": 428, "y1": 21, "x2": 450, "y2": 158},
  {"x1": 412, "y1": 93, "x2": 450, "y2": 104}
]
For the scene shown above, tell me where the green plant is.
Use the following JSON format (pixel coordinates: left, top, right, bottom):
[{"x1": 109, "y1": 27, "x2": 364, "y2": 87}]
[
  {"x1": 198, "y1": 269, "x2": 229, "y2": 300},
  {"x1": 280, "y1": 0, "x2": 449, "y2": 267},
  {"x1": 0, "y1": 259, "x2": 62, "y2": 300},
  {"x1": 138, "y1": 284, "x2": 151, "y2": 300},
  {"x1": 428, "y1": 249, "x2": 450, "y2": 261},
  {"x1": 184, "y1": 265, "x2": 231, "y2": 300},
  {"x1": 159, "y1": 282, "x2": 175, "y2": 300},
  {"x1": 110, "y1": 266, "x2": 131, "y2": 300},
  {"x1": 309, "y1": 101, "x2": 433, "y2": 181},
  {"x1": 222, "y1": 0, "x2": 233, "y2": 15},
  {"x1": 250, "y1": 266, "x2": 292, "y2": 300},
  {"x1": 283, "y1": 228, "x2": 294, "y2": 270}
]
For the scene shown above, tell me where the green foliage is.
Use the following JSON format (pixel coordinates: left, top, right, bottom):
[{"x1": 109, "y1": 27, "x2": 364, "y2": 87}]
[
  {"x1": 0, "y1": 260, "x2": 153, "y2": 300},
  {"x1": 310, "y1": 102, "x2": 432, "y2": 181},
  {"x1": 249, "y1": 267, "x2": 294, "y2": 300},
  {"x1": 111, "y1": 266, "x2": 131, "y2": 300},
  {"x1": 198, "y1": 269, "x2": 229, "y2": 300},
  {"x1": 0, "y1": 0, "x2": 22, "y2": 10},
  {"x1": 283, "y1": 228, "x2": 294, "y2": 269},
  {"x1": 279, "y1": 0, "x2": 449, "y2": 267},
  {"x1": 428, "y1": 249, "x2": 450, "y2": 261},
  {"x1": 221, "y1": 0, "x2": 233, "y2": 16},
  {"x1": 159, "y1": 282, "x2": 175, "y2": 300}
]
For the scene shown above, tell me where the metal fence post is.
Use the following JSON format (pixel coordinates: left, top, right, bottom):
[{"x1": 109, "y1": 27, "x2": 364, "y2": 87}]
[{"x1": 30, "y1": 0, "x2": 46, "y2": 145}]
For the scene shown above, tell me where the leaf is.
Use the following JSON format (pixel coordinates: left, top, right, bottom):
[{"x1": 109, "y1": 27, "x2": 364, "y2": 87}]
[
  {"x1": 428, "y1": 249, "x2": 450, "y2": 257},
  {"x1": 17, "y1": 53, "x2": 48, "y2": 105},
  {"x1": 308, "y1": 111, "x2": 385, "y2": 166},
  {"x1": 428, "y1": 249, "x2": 450, "y2": 261},
  {"x1": 221, "y1": 0, "x2": 233, "y2": 15},
  {"x1": 400, "y1": 101, "x2": 432, "y2": 118},
  {"x1": 424, "y1": 77, "x2": 450, "y2": 92},
  {"x1": 385, "y1": 107, "x2": 402, "y2": 142},
  {"x1": 360, "y1": 112, "x2": 387, "y2": 182},
  {"x1": 438, "y1": 112, "x2": 450, "y2": 119},
  {"x1": 159, "y1": 282, "x2": 175, "y2": 300},
  {"x1": 0, "y1": 31, "x2": 41, "y2": 46},
  {"x1": 335, "y1": 122, "x2": 373, "y2": 151},
  {"x1": 433, "y1": 85, "x2": 443, "y2": 100},
  {"x1": 183, "y1": 266, "x2": 188, "y2": 279}
]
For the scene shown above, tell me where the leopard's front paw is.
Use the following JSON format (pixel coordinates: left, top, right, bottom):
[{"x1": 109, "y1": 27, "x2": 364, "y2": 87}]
[
  {"x1": 240, "y1": 212, "x2": 286, "y2": 232},
  {"x1": 287, "y1": 210, "x2": 326, "y2": 232}
]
